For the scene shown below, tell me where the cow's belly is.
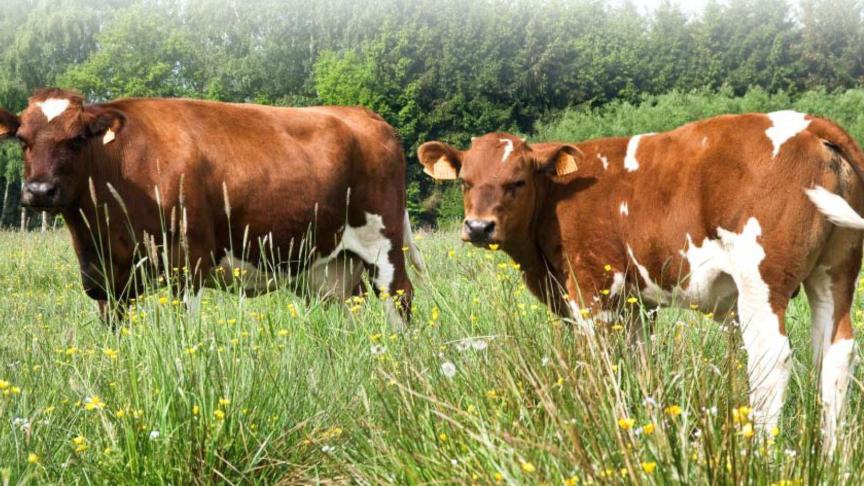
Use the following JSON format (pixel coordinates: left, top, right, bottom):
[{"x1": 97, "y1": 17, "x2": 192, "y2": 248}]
[
  {"x1": 625, "y1": 218, "x2": 767, "y2": 317},
  {"x1": 207, "y1": 252, "x2": 364, "y2": 300},
  {"x1": 636, "y1": 268, "x2": 739, "y2": 316}
]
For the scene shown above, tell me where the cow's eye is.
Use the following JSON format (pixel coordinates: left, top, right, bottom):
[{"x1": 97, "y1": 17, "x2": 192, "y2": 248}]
[{"x1": 505, "y1": 180, "x2": 526, "y2": 193}]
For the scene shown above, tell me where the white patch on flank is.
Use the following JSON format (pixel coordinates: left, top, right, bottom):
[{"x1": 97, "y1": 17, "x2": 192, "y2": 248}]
[
  {"x1": 765, "y1": 110, "x2": 810, "y2": 158},
  {"x1": 821, "y1": 338, "x2": 855, "y2": 448},
  {"x1": 619, "y1": 202, "x2": 629, "y2": 216},
  {"x1": 805, "y1": 185, "x2": 864, "y2": 230},
  {"x1": 627, "y1": 217, "x2": 790, "y2": 432},
  {"x1": 499, "y1": 138, "x2": 514, "y2": 162},
  {"x1": 38, "y1": 98, "x2": 70, "y2": 122},
  {"x1": 624, "y1": 134, "x2": 652, "y2": 172},
  {"x1": 610, "y1": 272, "x2": 626, "y2": 297},
  {"x1": 597, "y1": 153, "x2": 609, "y2": 170},
  {"x1": 316, "y1": 212, "x2": 394, "y2": 291}
]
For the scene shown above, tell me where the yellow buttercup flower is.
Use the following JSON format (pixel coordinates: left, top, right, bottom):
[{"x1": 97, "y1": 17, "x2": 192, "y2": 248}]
[
  {"x1": 83, "y1": 395, "x2": 105, "y2": 411},
  {"x1": 642, "y1": 423, "x2": 655, "y2": 435},
  {"x1": 214, "y1": 409, "x2": 225, "y2": 420},
  {"x1": 618, "y1": 417, "x2": 636, "y2": 430},
  {"x1": 520, "y1": 461, "x2": 535, "y2": 473},
  {"x1": 641, "y1": 461, "x2": 657, "y2": 474},
  {"x1": 664, "y1": 405, "x2": 683, "y2": 418},
  {"x1": 27, "y1": 452, "x2": 39, "y2": 464}
]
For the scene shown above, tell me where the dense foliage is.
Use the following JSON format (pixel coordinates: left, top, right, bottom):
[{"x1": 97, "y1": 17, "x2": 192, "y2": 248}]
[{"x1": 2, "y1": 0, "x2": 864, "y2": 225}]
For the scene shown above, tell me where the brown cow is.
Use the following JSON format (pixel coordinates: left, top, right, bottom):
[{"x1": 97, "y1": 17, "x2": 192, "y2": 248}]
[
  {"x1": 0, "y1": 88, "x2": 425, "y2": 329},
  {"x1": 419, "y1": 112, "x2": 864, "y2": 448}
]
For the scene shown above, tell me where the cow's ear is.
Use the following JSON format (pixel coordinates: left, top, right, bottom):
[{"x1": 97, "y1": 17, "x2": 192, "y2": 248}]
[
  {"x1": 83, "y1": 106, "x2": 125, "y2": 144},
  {"x1": 0, "y1": 109, "x2": 20, "y2": 141},
  {"x1": 418, "y1": 141, "x2": 462, "y2": 180},
  {"x1": 533, "y1": 144, "x2": 583, "y2": 177}
]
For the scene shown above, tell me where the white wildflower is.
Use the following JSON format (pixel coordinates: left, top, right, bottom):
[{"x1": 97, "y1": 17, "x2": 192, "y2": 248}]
[{"x1": 440, "y1": 361, "x2": 457, "y2": 378}]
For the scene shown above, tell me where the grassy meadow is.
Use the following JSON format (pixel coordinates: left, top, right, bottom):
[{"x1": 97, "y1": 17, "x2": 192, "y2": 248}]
[{"x1": 1, "y1": 227, "x2": 863, "y2": 484}]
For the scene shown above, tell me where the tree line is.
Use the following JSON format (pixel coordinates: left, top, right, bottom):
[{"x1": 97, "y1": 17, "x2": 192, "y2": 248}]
[{"x1": 1, "y1": 0, "x2": 863, "y2": 226}]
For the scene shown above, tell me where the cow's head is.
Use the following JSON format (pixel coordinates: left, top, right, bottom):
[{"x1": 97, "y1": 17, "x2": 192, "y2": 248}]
[
  {"x1": 0, "y1": 88, "x2": 124, "y2": 211},
  {"x1": 419, "y1": 133, "x2": 581, "y2": 248}
]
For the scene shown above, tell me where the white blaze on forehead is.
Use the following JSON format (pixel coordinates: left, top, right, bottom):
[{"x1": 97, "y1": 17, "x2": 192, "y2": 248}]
[
  {"x1": 624, "y1": 133, "x2": 652, "y2": 172},
  {"x1": 765, "y1": 111, "x2": 810, "y2": 158},
  {"x1": 619, "y1": 202, "x2": 629, "y2": 216},
  {"x1": 38, "y1": 98, "x2": 70, "y2": 122},
  {"x1": 597, "y1": 153, "x2": 609, "y2": 170},
  {"x1": 499, "y1": 138, "x2": 514, "y2": 162}
]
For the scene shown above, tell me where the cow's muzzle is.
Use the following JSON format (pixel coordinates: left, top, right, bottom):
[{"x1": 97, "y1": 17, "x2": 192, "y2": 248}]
[
  {"x1": 21, "y1": 180, "x2": 61, "y2": 210},
  {"x1": 462, "y1": 218, "x2": 496, "y2": 245}
]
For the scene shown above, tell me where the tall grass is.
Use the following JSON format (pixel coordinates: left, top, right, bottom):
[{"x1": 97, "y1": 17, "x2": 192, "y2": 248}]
[{"x1": 0, "y1": 229, "x2": 863, "y2": 484}]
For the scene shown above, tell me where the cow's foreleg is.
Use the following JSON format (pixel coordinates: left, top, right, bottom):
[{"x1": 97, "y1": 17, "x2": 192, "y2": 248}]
[
  {"x1": 379, "y1": 246, "x2": 413, "y2": 333},
  {"x1": 98, "y1": 298, "x2": 128, "y2": 331}
]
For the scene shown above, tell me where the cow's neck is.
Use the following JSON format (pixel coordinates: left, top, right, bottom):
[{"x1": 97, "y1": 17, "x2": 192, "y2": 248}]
[{"x1": 502, "y1": 177, "x2": 567, "y2": 310}]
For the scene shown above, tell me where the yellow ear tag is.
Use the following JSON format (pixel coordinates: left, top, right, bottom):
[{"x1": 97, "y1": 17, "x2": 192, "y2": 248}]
[
  {"x1": 431, "y1": 156, "x2": 458, "y2": 180},
  {"x1": 103, "y1": 129, "x2": 116, "y2": 145},
  {"x1": 555, "y1": 152, "x2": 578, "y2": 176}
]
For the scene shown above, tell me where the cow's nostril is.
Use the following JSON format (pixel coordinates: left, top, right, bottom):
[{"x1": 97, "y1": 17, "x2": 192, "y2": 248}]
[
  {"x1": 26, "y1": 181, "x2": 56, "y2": 197},
  {"x1": 464, "y1": 219, "x2": 495, "y2": 241}
]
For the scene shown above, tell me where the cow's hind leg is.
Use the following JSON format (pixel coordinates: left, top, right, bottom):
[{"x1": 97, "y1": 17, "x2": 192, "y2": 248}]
[
  {"x1": 738, "y1": 291, "x2": 793, "y2": 434},
  {"x1": 805, "y1": 251, "x2": 859, "y2": 451}
]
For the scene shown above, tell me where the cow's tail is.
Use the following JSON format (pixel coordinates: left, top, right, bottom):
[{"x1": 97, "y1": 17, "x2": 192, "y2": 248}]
[
  {"x1": 804, "y1": 117, "x2": 864, "y2": 230},
  {"x1": 403, "y1": 210, "x2": 428, "y2": 275}
]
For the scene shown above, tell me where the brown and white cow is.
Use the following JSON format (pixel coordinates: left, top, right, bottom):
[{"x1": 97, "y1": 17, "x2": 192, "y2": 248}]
[
  {"x1": 0, "y1": 88, "x2": 425, "y2": 329},
  {"x1": 419, "y1": 112, "x2": 864, "y2": 447}
]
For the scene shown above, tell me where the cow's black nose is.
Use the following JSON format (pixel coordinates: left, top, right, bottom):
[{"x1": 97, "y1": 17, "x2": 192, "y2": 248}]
[
  {"x1": 464, "y1": 219, "x2": 495, "y2": 242},
  {"x1": 22, "y1": 181, "x2": 58, "y2": 207}
]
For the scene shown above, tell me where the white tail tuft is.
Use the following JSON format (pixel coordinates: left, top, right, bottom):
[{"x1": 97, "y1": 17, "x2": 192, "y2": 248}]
[{"x1": 805, "y1": 185, "x2": 864, "y2": 229}]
